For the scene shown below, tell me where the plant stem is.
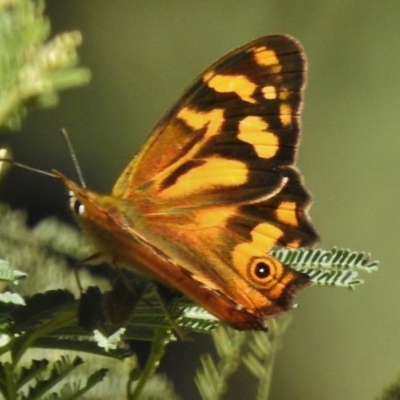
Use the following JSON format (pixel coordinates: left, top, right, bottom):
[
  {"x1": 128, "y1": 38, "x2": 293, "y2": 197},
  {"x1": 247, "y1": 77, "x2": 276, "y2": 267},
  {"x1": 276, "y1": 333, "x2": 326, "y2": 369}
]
[{"x1": 128, "y1": 327, "x2": 171, "y2": 399}]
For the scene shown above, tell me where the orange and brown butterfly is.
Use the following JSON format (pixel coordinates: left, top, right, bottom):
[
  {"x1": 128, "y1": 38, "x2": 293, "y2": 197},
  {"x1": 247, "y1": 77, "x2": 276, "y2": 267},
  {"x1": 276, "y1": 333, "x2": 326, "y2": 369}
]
[{"x1": 56, "y1": 34, "x2": 319, "y2": 331}]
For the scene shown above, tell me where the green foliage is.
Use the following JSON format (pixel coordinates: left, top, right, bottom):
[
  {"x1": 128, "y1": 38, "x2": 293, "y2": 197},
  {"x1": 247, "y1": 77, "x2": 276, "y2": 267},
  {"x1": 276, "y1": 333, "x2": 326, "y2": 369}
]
[
  {"x1": 242, "y1": 318, "x2": 291, "y2": 400},
  {"x1": 22, "y1": 355, "x2": 85, "y2": 400},
  {"x1": 0, "y1": 0, "x2": 90, "y2": 130},
  {"x1": 271, "y1": 247, "x2": 378, "y2": 288},
  {"x1": 195, "y1": 325, "x2": 246, "y2": 400},
  {"x1": 0, "y1": 207, "x2": 380, "y2": 399},
  {"x1": 41, "y1": 366, "x2": 108, "y2": 400},
  {"x1": 194, "y1": 318, "x2": 292, "y2": 400},
  {"x1": 0, "y1": 244, "x2": 214, "y2": 398},
  {"x1": 0, "y1": 355, "x2": 108, "y2": 400},
  {"x1": 0, "y1": 259, "x2": 26, "y2": 285}
]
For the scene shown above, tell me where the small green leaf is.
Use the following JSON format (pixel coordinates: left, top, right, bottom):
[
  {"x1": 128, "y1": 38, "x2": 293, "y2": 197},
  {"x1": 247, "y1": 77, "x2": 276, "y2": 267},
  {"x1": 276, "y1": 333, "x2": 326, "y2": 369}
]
[
  {"x1": 0, "y1": 259, "x2": 27, "y2": 284},
  {"x1": 0, "y1": 291, "x2": 25, "y2": 305},
  {"x1": 12, "y1": 289, "x2": 76, "y2": 333},
  {"x1": 271, "y1": 247, "x2": 379, "y2": 288}
]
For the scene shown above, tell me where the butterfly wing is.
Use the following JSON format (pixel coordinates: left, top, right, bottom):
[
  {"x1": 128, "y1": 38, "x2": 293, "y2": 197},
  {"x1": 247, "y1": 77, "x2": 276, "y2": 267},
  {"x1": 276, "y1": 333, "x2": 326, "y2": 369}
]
[
  {"x1": 66, "y1": 35, "x2": 319, "y2": 330},
  {"x1": 113, "y1": 35, "x2": 307, "y2": 208}
]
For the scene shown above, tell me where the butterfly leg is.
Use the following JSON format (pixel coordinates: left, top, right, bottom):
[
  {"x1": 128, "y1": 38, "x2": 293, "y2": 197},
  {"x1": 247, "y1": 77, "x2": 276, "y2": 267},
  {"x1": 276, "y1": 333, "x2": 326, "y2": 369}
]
[
  {"x1": 155, "y1": 284, "x2": 188, "y2": 340},
  {"x1": 72, "y1": 252, "x2": 103, "y2": 293}
]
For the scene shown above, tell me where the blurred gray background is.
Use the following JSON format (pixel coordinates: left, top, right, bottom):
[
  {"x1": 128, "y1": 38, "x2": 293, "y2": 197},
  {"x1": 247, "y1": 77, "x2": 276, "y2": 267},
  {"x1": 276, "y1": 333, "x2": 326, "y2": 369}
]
[{"x1": 1, "y1": 1, "x2": 400, "y2": 399}]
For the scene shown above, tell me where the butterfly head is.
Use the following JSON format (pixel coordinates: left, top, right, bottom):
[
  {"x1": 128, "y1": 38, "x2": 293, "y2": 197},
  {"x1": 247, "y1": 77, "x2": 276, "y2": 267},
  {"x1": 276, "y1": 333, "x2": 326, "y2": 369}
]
[
  {"x1": 53, "y1": 170, "x2": 134, "y2": 261},
  {"x1": 53, "y1": 171, "x2": 89, "y2": 216},
  {"x1": 67, "y1": 188, "x2": 85, "y2": 216},
  {"x1": 53, "y1": 170, "x2": 124, "y2": 231}
]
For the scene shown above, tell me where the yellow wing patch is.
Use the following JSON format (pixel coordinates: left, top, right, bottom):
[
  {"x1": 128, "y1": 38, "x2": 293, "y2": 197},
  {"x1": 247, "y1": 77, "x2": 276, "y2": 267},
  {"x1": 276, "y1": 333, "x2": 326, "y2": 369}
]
[
  {"x1": 204, "y1": 72, "x2": 257, "y2": 104},
  {"x1": 279, "y1": 103, "x2": 292, "y2": 126},
  {"x1": 177, "y1": 107, "x2": 224, "y2": 136},
  {"x1": 279, "y1": 89, "x2": 289, "y2": 101},
  {"x1": 160, "y1": 157, "x2": 248, "y2": 198},
  {"x1": 232, "y1": 222, "x2": 284, "y2": 272},
  {"x1": 275, "y1": 201, "x2": 299, "y2": 227},
  {"x1": 252, "y1": 46, "x2": 282, "y2": 74},
  {"x1": 262, "y1": 85, "x2": 277, "y2": 99},
  {"x1": 238, "y1": 116, "x2": 279, "y2": 159},
  {"x1": 193, "y1": 206, "x2": 236, "y2": 229},
  {"x1": 250, "y1": 223, "x2": 284, "y2": 250}
]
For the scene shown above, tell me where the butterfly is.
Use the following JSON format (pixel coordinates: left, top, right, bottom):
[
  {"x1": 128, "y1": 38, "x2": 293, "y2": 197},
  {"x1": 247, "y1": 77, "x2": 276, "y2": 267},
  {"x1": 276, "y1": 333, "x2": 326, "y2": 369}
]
[{"x1": 56, "y1": 34, "x2": 319, "y2": 331}]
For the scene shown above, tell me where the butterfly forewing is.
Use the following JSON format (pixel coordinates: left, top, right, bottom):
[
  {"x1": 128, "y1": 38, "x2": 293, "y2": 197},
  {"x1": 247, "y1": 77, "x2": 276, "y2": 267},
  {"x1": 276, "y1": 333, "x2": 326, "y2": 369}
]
[{"x1": 112, "y1": 35, "x2": 306, "y2": 207}]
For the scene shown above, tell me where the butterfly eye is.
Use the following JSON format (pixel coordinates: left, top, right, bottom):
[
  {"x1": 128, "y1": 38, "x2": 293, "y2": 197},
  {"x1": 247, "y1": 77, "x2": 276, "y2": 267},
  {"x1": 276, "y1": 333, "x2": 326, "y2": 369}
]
[
  {"x1": 74, "y1": 200, "x2": 85, "y2": 216},
  {"x1": 68, "y1": 190, "x2": 85, "y2": 216}
]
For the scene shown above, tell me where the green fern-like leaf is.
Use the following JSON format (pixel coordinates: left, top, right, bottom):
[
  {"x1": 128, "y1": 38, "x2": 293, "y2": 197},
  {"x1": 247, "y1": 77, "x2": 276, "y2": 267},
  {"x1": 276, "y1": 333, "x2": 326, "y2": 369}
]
[
  {"x1": 194, "y1": 319, "x2": 292, "y2": 400},
  {"x1": 16, "y1": 358, "x2": 49, "y2": 392},
  {"x1": 195, "y1": 325, "x2": 247, "y2": 400},
  {"x1": 177, "y1": 304, "x2": 219, "y2": 333},
  {"x1": 21, "y1": 355, "x2": 84, "y2": 400},
  {"x1": 42, "y1": 367, "x2": 108, "y2": 400},
  {"x1": 242, "y1": 317, "x2": 292, "y2": 400},
  {"x1": 271, "y1": 247, "x2": 378, "y2": 288}
]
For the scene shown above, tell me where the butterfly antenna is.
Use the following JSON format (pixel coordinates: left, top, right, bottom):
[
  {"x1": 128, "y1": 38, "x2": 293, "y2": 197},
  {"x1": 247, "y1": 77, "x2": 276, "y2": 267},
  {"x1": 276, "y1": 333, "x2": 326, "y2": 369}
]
[
  {"x1": 0, "y1": 149, "x2": 56, "y2": 179},
  {"x1": 61, "y1": 128, "x2": 87, "y2": 188},
  {"x1": 12, "y1": 161, "x2": 57, "y2": 178}
]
